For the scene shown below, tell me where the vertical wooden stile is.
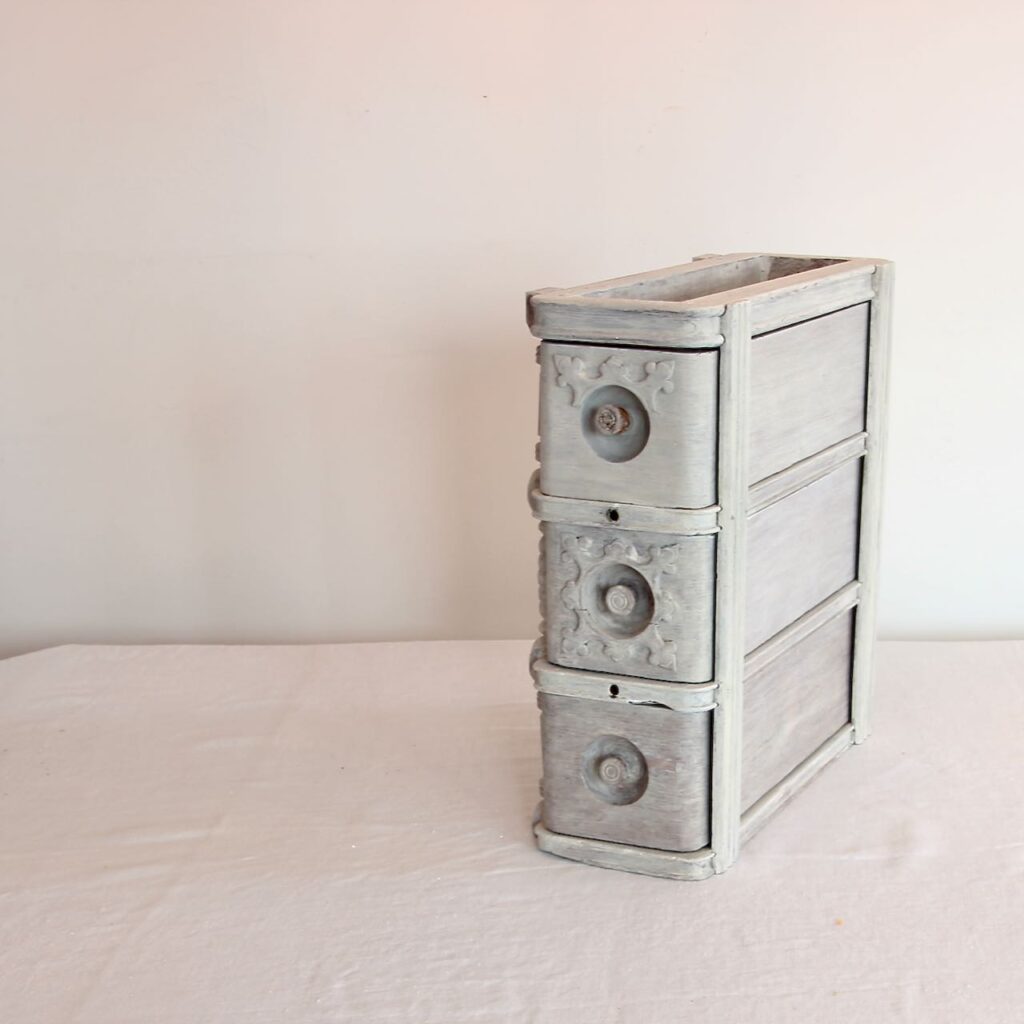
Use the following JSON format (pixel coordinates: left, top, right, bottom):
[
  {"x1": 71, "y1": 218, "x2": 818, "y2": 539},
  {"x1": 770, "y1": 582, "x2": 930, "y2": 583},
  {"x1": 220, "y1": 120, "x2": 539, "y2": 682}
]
[
  {"x1": 850, "y1": 263, "x2": 894, "y2": 742},
  {"x1": 710, "y1": 301, "x2": 751, "y2": 873}
]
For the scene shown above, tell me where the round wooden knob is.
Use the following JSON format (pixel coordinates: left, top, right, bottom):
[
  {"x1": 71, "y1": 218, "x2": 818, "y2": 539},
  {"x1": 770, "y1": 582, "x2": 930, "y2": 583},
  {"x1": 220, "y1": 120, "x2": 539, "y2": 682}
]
[
  {"x1": 604, "y1": 584, "x2": 637, "y2": 617},
  {"x1": 582, "y1": 735, "x2": 649, "y2": 805},
  {"x1": 597, "y1": 755, "x2": 626, "y2": 784},
  {"x1": 593, "y1": 403, "x2": 631, "y2": 436}
]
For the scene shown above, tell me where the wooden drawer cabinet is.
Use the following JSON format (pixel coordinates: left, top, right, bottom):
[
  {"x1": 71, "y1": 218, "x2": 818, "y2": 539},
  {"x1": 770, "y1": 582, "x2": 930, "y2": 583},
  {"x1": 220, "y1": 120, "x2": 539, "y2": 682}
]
[{"x1": 526, "y1": 253, "x2": 893, "y2": 880}]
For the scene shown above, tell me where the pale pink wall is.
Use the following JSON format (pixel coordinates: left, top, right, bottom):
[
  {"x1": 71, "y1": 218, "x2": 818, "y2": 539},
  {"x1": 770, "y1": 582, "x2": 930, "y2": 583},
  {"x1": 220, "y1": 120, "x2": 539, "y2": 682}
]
[{"x1": 2, "y1": 1, "x2": 1021, "y2": 655}]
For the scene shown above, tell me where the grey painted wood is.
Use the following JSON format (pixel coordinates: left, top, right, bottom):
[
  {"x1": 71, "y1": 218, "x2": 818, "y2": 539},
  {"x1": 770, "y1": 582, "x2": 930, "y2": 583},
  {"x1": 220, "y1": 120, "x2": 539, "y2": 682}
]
[
  {"x1": 542, "y1": 522, "x2": 716, "y2": 683},
  {"x1": 584, "y1": 254, "x2": 841, "y2": 302},
  {"x1": 740, "y1": 724, "x2": 854, "y2": 844},
  {"x1": 532, "y1": 658, "x2": 718, "y2": 713},
  {"x1": 525, "y1": 253, "x2": 893, "y2": 879},
  {"x1": 749, "y1": 303, "x2": 870, "y2": 483},
  {"x1": 538, "y1": 692, "x2": 711, "y2": 853},
  {"x1": 710, "y1": 300, "x2": 751, "y2": 874},
  {"x1": 526, "y1": 254, "x2": 880, "y2": 347},
  {"x1": 744, "y1": 581, "x2": 860, "y2": 679},
  {"x1": 533, "y1": 813, "x2": 715, "y2": 880},
  {"x1": 528, "y1": 470, "x2": 719, "y2": 536},
  {"x1": 742, "y1": 264, "x2": 876, "y2": 335},
  {"x1": 554, "y1": 252, "x2": 767, "y2": 298},
  {"x1": 741, "y1": 611, "x2": 855, "y2": 811},
  {"x1": 744, "y1": 458, "x2": 862, "y2": 652},
  {"x1": 748, "y1": 434, "x2": 866, "y2": 514},
  {"x1": 528, "y1": 294, "x2": 724, "y2": 347},
  {"x1": 851, "y1": 263, "x2": 895, "y2": 743},
  {"x1": 539, "y1": 341, "x2": 719, "y2": 509}
]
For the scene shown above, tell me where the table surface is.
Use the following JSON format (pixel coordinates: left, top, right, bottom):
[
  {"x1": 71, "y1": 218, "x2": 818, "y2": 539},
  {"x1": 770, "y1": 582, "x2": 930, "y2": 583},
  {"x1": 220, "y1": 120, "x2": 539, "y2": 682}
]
[{"x1": 1, "y1": 639, "x2": 1022, "y2": 1023}]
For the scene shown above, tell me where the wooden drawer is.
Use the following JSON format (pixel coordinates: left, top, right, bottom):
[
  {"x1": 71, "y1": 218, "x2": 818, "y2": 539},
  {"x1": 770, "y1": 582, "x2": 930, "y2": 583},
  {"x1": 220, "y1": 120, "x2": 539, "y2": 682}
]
[
  {"x1": 541, "y1": 521, "x2": 715, "y2": 683},
  {"x1": 538, "y1": 342, "x2": 718, "y2": 509},
  {"x1": 538, "y1": 688, "x2": 712, "y2": 853}
]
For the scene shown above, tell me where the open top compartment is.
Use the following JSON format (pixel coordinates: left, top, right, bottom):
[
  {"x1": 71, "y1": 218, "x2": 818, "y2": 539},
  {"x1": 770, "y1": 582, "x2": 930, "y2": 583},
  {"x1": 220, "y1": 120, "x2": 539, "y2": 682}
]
[
  {"x1": 577, "y1": 255, "x2": 845, "y2": 303},
  {"x1": 527, "y1": 251, "x2": 886, "y2": 347}
]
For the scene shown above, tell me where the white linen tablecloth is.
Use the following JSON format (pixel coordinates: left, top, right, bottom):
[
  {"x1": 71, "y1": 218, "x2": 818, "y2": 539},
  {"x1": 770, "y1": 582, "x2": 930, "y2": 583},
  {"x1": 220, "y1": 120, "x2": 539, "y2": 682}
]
[{"x1": 1, "y1": 639, "x2": 1021, "y2": 1023}]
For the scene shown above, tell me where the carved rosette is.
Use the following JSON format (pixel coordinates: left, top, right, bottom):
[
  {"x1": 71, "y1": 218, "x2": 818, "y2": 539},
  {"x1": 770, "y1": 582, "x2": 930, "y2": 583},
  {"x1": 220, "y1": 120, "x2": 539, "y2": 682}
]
[
  {"x1": 553, "y1": 354, "x2": 675, "y2": 411},
  {"x1": 557, "y1": 533, "x2": 680, "y2": 672}
]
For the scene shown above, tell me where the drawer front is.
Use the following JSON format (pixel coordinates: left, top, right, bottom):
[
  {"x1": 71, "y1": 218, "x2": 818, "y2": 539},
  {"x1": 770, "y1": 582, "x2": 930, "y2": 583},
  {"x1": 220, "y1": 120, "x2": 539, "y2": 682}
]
[
  {"x1": 539, "y1": 692, "x2": 711, "y2": 853},
  {"x1": 538, "y1": 342, "x2": 718, "y2": 508},
  {"x1": 542, "y1": 522, "x2": 715, "y2": 683}
]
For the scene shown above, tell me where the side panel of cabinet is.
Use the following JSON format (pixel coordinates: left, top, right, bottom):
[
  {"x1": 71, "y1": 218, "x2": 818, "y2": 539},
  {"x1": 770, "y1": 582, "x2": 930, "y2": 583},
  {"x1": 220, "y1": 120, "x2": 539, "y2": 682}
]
[
  {"x1": 744, "y1": 459, "x2": 861, "y2": 652},
  {"x1": 749, "y1": 303, "x2": 869, "y2": 483},
  {"x1": 741, "y1": 611, "x2": 855, "y2": 811}
]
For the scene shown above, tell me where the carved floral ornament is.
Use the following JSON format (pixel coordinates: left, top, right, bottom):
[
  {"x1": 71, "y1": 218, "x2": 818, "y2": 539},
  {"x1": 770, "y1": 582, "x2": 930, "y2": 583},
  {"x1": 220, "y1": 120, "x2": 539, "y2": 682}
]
[
  {"x1": 553, "y1": 354, "x2": 675, "y2": 411},
  {"x1": 558, "y1": 533, "x2": 681, "y2": 672}
]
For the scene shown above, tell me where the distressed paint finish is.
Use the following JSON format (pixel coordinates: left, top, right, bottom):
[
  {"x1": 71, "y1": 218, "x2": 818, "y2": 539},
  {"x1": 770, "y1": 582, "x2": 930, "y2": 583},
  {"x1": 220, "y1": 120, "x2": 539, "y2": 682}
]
[
  {"x1": 851, "y1": 262, "x2": 895, "y2": 743},
  {"x1": 539, "y1": 341, "x2": 719, "y2": 509},
  {"x1": 542, "y1": 522, "x2": 716, "y2": 683},
  {"x1": 538, "y1": 692, "x2": 712, "y2": 853},
  {"x1": 749, "y1": 303, "x2": 869, "y2": 483},
  {"x1": 741, "y1": 610, "x2": 855, "y2": 810},
  {"x1": 744, "y1": 457, "x2": 862, "y2": 653},
  {"x1": 710, "y1": 299, "x2": 751, "y2": 873},
  {"x1": 527, "y1": 254, "x2": 879, "y2": 347},
  {"x1": 526, "y1": 252, "x2": 893, "y2": 879}
]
